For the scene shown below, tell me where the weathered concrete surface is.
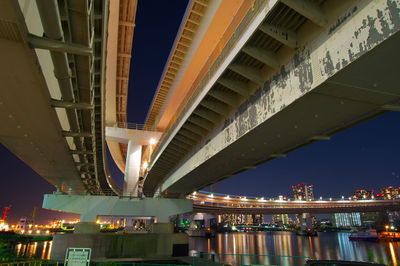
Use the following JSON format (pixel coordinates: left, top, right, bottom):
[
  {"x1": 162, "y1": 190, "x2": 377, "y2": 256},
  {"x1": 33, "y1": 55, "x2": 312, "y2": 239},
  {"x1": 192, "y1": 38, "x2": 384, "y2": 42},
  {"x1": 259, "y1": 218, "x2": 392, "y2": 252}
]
[
  {"x1": 159, "y1": 0, "x2": 400, "y2": 194},
  {"x1": 50, "y1": 232, "x2": 188, "y2": 260},
  {"x1": 43, "y1": 194, "x2": 193, "y2": 223}
]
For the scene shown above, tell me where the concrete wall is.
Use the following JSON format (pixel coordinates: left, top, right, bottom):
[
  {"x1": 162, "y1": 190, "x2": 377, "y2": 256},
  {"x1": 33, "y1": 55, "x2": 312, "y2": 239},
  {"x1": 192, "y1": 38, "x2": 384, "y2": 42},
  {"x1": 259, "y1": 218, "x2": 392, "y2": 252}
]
[{"x1": 51, "y1": 232, "x2": 188, "y2": 260}]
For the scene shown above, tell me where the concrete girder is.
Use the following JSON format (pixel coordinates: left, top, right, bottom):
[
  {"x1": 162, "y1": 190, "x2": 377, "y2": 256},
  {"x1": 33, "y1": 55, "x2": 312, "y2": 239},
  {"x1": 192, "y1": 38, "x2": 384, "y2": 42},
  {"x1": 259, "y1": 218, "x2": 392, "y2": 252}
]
[
  {"x1": 228, "y1": 64, "x2": 264, "y2": 86},
  {"x1": 180, "y1": 129, "x2": 202, "y2": 142},
  {"x1": 242, "y1": 46, "x2": 281, "y2": 70},
  {"x1": 217, "y1": 78, "x2": 250, "y2": 97},
  {"x1": 188, "y1": 116, "x2": 215, "y2": 130},
  {"x1": 280, "y1": 0, "x2": 327, "y2": 27},
  {"x1": 193, "y1": 108, "x2": 222, "y2": 124},
  {"x1": 27, "y1": 34, "x2": 92, "y2": 56},
  {"x1": 259, "y1": 23, "x2": 298, "y2": 49},
  {"x1": 200, "y1": 99, "x2": 231, "y2": 116},
  {"x1": 208, "y1": 90, "x2": 241, "y2": 107},
  {"x1": 51, "y1": 99, "x2": 93, "y2": 110},
  {"x1": 175, "y1": 135, "x2": 197, "y2": 146},
  {"x1": 62, "y1": 131, "x2": 93, "y2": 137},
  {"x1": 183, "y1": 122, "x2": 209, "y2": 136}
]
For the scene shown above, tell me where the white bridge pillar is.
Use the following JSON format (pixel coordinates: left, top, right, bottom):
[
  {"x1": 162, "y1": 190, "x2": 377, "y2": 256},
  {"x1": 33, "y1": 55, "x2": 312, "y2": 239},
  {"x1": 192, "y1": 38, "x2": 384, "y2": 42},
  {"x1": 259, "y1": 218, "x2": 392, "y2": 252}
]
[
  {"x1": 125, "y1": 141, "x2": 142, "y2": 196},
  {"x1": 105, "y1": 126, "x2": 162, "y2": 196}
]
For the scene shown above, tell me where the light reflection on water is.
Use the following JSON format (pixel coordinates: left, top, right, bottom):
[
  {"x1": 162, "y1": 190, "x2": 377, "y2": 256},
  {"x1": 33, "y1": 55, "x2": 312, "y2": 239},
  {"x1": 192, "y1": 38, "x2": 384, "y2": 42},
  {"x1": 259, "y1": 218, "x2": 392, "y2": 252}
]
[
  {"x1": 13, "y1": 241, "x2": 52, "y2": 260},
  {"x1": 189, "y1": 232, "x2": 400, "y2": 265}
]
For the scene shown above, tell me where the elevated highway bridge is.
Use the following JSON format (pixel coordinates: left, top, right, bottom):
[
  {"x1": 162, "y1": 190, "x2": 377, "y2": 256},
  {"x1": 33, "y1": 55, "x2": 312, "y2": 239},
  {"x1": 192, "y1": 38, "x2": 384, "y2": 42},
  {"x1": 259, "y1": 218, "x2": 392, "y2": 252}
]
[
  {"x1": 1, "y1": 0, "x2": 400, "y2": 229},
  {"x1": 190, "y1": 192, "x2": 400, "y2": 215}
]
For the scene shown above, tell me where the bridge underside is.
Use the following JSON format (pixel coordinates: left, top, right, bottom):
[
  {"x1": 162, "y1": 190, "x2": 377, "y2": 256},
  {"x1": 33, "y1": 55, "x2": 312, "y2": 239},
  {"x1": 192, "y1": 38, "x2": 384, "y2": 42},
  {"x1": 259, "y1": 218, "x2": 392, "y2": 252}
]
[
  {"x1": 166, "y1": 32, "x2": 400, "y2": 195},
  {"x1": 0, "y1": 1, "x2": 85, "y2": 192},
  {"x1": 156, "y1": 0, "x2": 400, "y2": 196}
]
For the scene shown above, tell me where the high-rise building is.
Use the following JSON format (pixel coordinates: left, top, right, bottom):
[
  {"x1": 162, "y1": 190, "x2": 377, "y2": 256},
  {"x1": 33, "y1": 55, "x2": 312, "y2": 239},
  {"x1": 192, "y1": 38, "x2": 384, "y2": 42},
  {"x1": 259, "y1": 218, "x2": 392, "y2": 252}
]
[
  {"x1": 272, "y1": 214, "x2": 290, "y2": 226},
  {"x1": 332, "y1": 213, "x2": 362, "y2": 227},
  {"x1": 352, "y1": 189, "x2": 374, "y2": 199},
  {"x1": 219, "y1": 214, "x2": 257, "y2": 225},
  {"x1": 381, "y1": 186, "x2": 400, "y2": 199},
  {"x1": 292, "y1": 184, "x2": 314, "y2": 200}
]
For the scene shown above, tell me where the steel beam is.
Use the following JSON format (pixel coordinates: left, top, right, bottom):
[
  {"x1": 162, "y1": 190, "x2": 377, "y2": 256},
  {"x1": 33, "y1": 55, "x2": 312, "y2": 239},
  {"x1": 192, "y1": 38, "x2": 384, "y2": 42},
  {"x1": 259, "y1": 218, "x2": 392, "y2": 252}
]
[
  {"x1": 183, "y1": 122, "x2": 208, "y2": 136},
  {"x1": 208, "y1": 90, "x2": 241, "y2": 106},
  {"x1": 229, "y1": 64, "x2": 264, "y2": 86},
  {"x1": 171, "y1": 139, "x2": 193, "y2": 150},
  {"x1": 188, "y1": 116, "x2": 215, "y2": 130},
  {"x1": 193, "y1": 108, "x2": 221, "y2": 124},
  {"x1": 201, "y1": 100, "x2": 231, "y2": 116},
  {"x1": 259, "y1": 24, "x2": 298, "y2": 49},
  {"x1": 281, "y1": 0, "x2": 327, "y2": 27},
  {"x1": 175, "y1": 135, "x2": 197, "y2": 146},
  {"x1": 242, "y1": 46, "x2": 281, "y2": 70},
  {"x1": 217, "y1": 78, "x2": 250, "y2": 97},
  {"x1": 51, "y1": 99, "x2": 93, "y2": 110},
  {"x1": 180, "y1": 129, "x2": 202, "y2": 141},
  {"x1": 27, "y1": 34, "x2": 92, "y2": 56},
  {"x1": 168, "y1": 144, "x2": 189, "y2": 154}
]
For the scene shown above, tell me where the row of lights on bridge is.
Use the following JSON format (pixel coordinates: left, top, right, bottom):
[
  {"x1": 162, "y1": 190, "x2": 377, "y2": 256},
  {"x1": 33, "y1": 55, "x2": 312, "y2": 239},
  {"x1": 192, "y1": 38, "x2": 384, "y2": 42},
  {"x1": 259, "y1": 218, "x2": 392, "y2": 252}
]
[{"x1": 191, "y1": 192, "x2": 362, "y2": 202}]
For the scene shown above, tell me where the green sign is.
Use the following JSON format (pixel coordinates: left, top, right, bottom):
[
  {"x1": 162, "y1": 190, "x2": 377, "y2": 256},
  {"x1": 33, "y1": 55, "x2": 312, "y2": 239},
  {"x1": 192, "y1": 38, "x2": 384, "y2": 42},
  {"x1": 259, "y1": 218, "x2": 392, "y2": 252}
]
[{"x1": 65, "y1": 247, "x2": 91, "y2": 266}]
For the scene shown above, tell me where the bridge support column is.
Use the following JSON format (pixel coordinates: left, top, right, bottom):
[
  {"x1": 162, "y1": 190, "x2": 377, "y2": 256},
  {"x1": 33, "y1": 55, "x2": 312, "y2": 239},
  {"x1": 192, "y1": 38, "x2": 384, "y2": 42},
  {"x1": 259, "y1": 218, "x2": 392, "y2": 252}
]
[
  {"x1": 74, "y1": 212, "x2": 99, "y2": 234},
  {"x1": 105, "y1": 126, "x2": 162, "y2": 197},
  {"x1": 124, "y1": 141, "x2": 142, "y2": 197},
  {"x1": 44, "y1": 194, "x2": 192, "y2": 260}
]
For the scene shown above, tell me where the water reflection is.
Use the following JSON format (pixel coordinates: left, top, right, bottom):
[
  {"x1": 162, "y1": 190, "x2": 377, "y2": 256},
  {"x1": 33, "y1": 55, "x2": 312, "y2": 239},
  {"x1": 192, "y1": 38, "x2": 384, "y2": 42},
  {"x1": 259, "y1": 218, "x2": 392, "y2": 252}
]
[
  {"x1": 189, "y1": 232, "x2": 400, "y2": 265},
  {"x1": 13, "y1": 241, "x2": 52, "y2": 260}
]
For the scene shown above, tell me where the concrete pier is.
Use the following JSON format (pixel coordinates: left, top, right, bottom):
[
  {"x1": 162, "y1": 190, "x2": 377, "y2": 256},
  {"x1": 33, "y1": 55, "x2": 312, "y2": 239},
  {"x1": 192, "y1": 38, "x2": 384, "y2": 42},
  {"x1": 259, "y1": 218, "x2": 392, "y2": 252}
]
[{"x1": 50, "y1": 231, "x2": 188, "y2": 260}]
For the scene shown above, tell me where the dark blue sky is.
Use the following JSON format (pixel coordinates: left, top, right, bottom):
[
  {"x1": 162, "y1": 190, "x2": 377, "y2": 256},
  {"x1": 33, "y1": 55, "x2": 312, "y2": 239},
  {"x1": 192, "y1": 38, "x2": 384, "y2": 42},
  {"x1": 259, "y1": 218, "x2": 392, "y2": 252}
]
[{"x1": 1, "y1": 0, "x2": 399, "y2": 223}]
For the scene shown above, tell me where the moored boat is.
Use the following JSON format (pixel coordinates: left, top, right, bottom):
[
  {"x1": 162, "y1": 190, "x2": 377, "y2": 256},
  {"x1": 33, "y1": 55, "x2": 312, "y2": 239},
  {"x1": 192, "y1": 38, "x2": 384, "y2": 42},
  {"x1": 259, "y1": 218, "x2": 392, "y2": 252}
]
[{"x1": 349, "y1": 229, "x2": 379, "y2": 241}]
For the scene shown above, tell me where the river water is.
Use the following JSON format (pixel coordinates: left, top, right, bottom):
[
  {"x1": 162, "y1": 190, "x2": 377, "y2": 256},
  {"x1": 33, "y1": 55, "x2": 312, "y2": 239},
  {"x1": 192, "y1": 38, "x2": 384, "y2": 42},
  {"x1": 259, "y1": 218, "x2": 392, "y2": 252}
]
[
  {"x1": 189, "y1": 232, "x2": 400, "y2": 265},
  {"x1": 12, "y1": 232, "x2": 400, "y2": 265}
]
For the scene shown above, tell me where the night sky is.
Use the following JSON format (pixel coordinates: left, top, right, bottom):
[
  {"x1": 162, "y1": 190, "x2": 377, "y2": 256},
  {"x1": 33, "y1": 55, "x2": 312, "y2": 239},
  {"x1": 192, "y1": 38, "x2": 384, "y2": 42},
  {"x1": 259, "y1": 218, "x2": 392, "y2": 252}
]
[{"x1": 1, "y1": 0, "x2": 399, "y2": 223}]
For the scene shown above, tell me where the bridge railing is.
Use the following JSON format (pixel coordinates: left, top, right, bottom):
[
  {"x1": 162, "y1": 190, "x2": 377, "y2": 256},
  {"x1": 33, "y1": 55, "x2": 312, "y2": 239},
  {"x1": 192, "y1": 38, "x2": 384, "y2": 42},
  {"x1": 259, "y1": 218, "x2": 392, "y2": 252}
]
[{"x1": 114, "y1": 122, "x2": 157, "y2": 131}]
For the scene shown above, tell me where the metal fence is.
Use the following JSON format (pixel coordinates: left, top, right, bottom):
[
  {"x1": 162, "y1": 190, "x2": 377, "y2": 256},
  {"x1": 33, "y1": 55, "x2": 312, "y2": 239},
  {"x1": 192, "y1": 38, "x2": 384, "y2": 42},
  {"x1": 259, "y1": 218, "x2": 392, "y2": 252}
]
[{"x1": 115, "y1": 122, "x2": 156, "y2": 131}]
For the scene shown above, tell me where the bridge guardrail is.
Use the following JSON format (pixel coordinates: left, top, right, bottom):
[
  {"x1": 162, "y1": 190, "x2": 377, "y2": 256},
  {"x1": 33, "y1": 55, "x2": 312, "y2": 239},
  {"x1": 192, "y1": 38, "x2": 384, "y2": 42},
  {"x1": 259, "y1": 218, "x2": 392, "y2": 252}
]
[{"x1": 114, "y1": 122, "x2": 156, "y2": 131}]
